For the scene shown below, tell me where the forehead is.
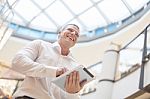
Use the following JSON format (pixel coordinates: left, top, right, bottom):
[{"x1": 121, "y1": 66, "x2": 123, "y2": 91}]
[{"x1": 64, "y1": 25, "x2": 80, "y2": 32}]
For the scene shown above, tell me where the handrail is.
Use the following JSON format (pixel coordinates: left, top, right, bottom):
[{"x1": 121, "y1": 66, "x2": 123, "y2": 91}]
[
  {"x1": 139, "y1": 24, "x2": 150, "y2": 90},
  {"x1": 119, "y1": 24, "x2": 150, "y2": 51}
]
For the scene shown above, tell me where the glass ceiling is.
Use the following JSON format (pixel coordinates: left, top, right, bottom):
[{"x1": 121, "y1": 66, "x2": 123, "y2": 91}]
[{"x1": 1, "y1": 0, "x2": 149, "y2": 34}]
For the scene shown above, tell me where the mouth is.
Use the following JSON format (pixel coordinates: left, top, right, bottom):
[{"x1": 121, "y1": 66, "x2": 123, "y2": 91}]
[{"x1": 66, "y1": 35, "x2": 74, "y2": 41}]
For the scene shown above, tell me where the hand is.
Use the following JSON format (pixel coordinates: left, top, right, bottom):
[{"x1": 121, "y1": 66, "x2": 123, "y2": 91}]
[
  {"x1": 65, "y1": 71, "x2": 87, "y2": 93},
  {"x1": 56, "y1": 67, "x2": 68, "y2": 77}
]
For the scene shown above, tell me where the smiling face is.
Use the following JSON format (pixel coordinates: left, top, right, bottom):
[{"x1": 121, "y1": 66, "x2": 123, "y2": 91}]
[{"x1": 58, "y1": 24, "x2": 80, "y2": 48}]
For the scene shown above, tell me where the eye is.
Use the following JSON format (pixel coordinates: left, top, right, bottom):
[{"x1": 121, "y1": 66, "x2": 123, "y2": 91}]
[
  {"x1": 75, "y1": 33, "x2": 79, "y2": 37},
  {"x1": 67, "y1": 28, "x2": 74, "y2": 32},
  {"x1": 67, "y1": 28, "x2": 79, "y2": 37}
]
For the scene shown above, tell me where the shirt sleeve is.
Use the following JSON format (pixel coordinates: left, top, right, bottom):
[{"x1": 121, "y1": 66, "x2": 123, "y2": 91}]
[
  {"x1": 11, "y1": 40, "x2": 58, "y2": 78},
  {"x1": 50, "y1": 83, "x2": 80, "y2": 99},
  {"x1": 64, "y1": 93, "x2": 80, "y2": 99},
  {"x1": 60, "y1": 88, "x2": 80, "y2": 99}
]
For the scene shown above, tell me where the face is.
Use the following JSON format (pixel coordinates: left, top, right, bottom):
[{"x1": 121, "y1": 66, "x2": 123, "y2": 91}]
[{"x1": 58, "y1": 24, "x2": 80, "y2": 48}]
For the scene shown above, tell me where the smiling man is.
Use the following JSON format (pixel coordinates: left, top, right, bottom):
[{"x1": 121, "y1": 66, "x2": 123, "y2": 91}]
[{"x1": 11, "y1": 24, "x2": 86, "y2": 99}]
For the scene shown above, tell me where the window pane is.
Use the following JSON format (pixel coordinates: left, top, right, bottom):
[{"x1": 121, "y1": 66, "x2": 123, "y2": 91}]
[
  {"x1": 33, "y1": 0, "x2": 55, "y2": 9},
  {"x1": 79, "y1": 7, "x2": 107, "y2": 30},
  {"x1": 46, "y1": 0, "x2": 73, "y2": 25},
  {"x1": 14, "y1": 0, "x2": 41, "y2": 21},
  {"x1": 63, "y1": 0, "x2": 93, "y2": 14},
  {"x1": 125, "y1": 0, "x2": 149, "y2": 12},
  {"x1": 11, "y1": 13, "x2": 25, "y2": 26},
  {"x1": 7, "y1": 0, "x2": 17, "y2": 5},
  {"x1": 30, "y1": 13, "x2": 57, "y2": 32},
  {"x1": 98, "y1": 0, "x2": 131, "y2": 22}
]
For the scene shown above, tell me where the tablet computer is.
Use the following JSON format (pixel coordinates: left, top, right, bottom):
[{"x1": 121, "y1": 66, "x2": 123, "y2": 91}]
[{"x1": 52, "y1": 65, "x2": 95, "y2": 91}]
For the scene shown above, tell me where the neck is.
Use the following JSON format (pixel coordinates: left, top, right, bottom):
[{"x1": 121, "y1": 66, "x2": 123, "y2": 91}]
[
  {"x1": 61, "y1": 47, "x2": 70, "y2": 56},
  {"x1": 58, "y1": 41, "x2": 70, "y2": 56}
]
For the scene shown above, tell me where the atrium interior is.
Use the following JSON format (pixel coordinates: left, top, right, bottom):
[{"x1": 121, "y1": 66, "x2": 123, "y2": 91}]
[{"x1": 0, "y1": 0, "x2": 150, "y2": 99}]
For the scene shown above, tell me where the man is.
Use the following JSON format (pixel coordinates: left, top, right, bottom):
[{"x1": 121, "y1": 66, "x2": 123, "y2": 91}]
[{"x1": 11, "y1": 24, "x2": 86, "y2": 99}]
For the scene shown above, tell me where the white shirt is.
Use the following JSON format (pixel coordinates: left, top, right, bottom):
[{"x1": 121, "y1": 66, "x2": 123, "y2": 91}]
[{"x1": 11, "y1": 40, "x2": 80, "y2": 99}]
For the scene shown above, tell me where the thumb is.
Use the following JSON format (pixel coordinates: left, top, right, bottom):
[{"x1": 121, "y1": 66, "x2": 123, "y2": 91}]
[{"x1": 80, "y1": 79, "x2": 87, "y2": 88}]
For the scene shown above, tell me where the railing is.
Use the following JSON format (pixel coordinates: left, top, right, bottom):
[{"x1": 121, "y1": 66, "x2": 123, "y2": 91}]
[
  {"x1": 80, "y1": 24, "x2": 150, "y2": 96},
  {"x1": 118, "y1": 23, "x2": 150, "y2": 91},
  {"x1": 139, "y1": 24, "x2": 150, "y2": 91}
]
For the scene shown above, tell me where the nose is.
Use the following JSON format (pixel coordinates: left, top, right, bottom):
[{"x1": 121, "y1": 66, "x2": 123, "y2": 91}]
[{"x1": 71, "y1": 31, "x2": 76, "y2": 35}]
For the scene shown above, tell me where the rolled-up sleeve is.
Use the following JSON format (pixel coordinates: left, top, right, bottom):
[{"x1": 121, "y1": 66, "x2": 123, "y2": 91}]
[
  {"x1": 50, "y1": 83, "x2": 80, "y2": 99},
  {"x1": 65, "y1": 93, "x2": 80, "y2": 99},
  {"x1": 60, "y1": 89, "x2": 80, "y2": 99},
  {"x1": 11, "y1": 40, "x2": 57, "y2": 78}
]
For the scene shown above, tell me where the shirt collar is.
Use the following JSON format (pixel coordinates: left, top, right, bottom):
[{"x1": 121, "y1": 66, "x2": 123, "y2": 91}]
[{"x1": 52, "y1": 42, "x2": 72, "y2": 57}]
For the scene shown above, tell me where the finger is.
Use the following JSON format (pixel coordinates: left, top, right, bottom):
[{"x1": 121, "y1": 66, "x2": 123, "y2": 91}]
[
  {"x1": 60, "y1": 68, "x2": 63, "y2": 74},
  {"x1": 68, "y1": 73, "x2": 73, "y2": 86},
  {"x1": 62, "y1": 67, "x2": 68, "y2": 74},
  {"x1": 72, "y1": 71, "x2": 77, "y2": 85},
  {"x1": 80, "y1": 79, "x2": 87, "y2": 88},
  {"x1": 65, "y1": 75, "x2": 69, "y2": 89},
  {"x1": 64, "y1": 67, "x2": 69, "y2": 72},
  {"x1": 56, "y1": 68, "x2": 62, "y2": 77},
  {"x1": 61, "y1": 67, "x2": 66, "y2": 74},
  {"x1": 62, "y1": 68, "x2": 65, "y2": 74},
  {"x1": 76, "y1": 71, "x2": 80, "y2": 85}
]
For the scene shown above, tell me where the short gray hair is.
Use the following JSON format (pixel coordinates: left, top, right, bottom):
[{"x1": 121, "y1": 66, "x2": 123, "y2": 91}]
[{"x1": 57, "y1": 24, "x2": 79, "y2": 34}]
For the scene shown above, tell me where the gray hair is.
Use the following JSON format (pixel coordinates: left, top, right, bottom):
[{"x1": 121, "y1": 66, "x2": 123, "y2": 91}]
[{"x1": 57, "y1": 24, "x2": 79, "y2": 34}]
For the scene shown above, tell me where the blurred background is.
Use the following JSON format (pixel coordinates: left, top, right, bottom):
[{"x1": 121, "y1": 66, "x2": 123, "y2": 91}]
[{"x1": 0, "y1": 0, "x2": 150, "y2": 98}]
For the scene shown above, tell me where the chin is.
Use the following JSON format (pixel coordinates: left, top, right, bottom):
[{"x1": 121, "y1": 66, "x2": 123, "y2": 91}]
[
  {"x1": 65, "y1": 42, "x2": 74, "y2": 48},
  {"x1": 63, "y1": 39, "x2": 75, "y2": 47},
  {"x1": 68, "y1": 44, "x2": 74, "y2": 48}
]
